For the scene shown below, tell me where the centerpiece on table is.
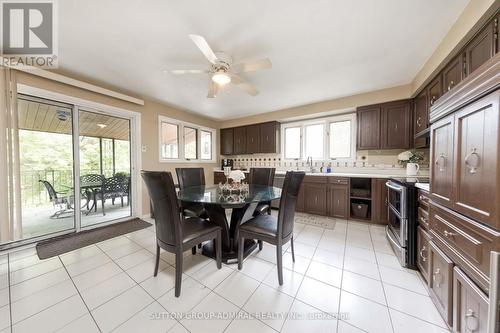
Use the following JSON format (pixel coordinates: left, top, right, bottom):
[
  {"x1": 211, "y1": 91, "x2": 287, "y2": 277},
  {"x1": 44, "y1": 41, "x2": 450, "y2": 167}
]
[
  {"x1": 398, "y1": 150, "x2": 424, "y2": 176},
  {"x1": 218, "y1": 169, "x2": 249, "y2": 194}
]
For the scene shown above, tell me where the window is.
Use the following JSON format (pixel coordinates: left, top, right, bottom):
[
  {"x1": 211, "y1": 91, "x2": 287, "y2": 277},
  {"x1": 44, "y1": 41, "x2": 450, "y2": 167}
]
[
  {"x1": 184, "y1": 127, "x2": 197, "y2": 159},
  {"x1": 200, "y1": 130, "x2": 212, "y2": 160},
  {"x1": 161, "y1": 122, "x2": 178, "y2": 159},
  {"x1": 282, "y1": 113, "x2": 356, "y2": 161},
  {"x1": 159, "y1": 116, "x2": 215, "y2": 162},
  {"x1": 304, "y1": 123, "x2": 324, "y2": 158},
  {"x1": 284, "y1": 127, "x2": 301, "y2": 159},
  {"x1": 329, "y1": 120, "x2": 351, "y2": 159}
]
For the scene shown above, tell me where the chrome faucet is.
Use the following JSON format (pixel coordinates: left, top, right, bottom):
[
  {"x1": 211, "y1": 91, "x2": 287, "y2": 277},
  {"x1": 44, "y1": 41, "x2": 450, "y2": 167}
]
[{"x1": 306, "y1": 156, "x2": 313, "y2": 172}]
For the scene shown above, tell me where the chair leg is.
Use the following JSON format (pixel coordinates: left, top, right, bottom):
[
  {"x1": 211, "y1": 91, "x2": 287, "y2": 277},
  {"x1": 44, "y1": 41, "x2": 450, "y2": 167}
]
[
  {"x1": 191, "y1": 246, "x2": 196, "y2": 255},
  {"x1": 277, "y1": 244, "x2": 283, "y2": 285},
  {"x1": 101, "y1": 199, "x2": 106, "y2": 216},
  {"x1": 216, "y1": 230, "x2": 222, "y2": 269},
  {"x1": 238, "y1": 237, "x2": 244, "y2": 270},
  {"x1": 154, "y1": 244, "x2": 160, "y2": 277},
  {"x1": 290, "y1": 237, "x2": 296, "y2": 263},
  {"x1": 258, "y1": 240, "x2": 263, "y2": 251},
  {"x1": 197, "y1": 243, "x2": 202, "y2": 249},
  {"x1": 175, "y1": 250, "x2": 183, "y2": 297},
  {"x1": 121, "y1": 196, "x2": 124, "y2": 207}
]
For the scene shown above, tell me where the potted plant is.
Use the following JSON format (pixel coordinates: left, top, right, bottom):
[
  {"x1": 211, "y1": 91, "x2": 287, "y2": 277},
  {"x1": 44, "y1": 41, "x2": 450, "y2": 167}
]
[{"x1": 398, "y1": 150, "x2": 424, "y2": 176}]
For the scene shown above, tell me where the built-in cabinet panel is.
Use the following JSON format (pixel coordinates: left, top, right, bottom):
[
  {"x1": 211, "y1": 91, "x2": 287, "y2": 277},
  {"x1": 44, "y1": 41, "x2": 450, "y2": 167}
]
[
  {"x1": 246, "y1": 124, "x2": 260, "y2": 153},
  {"x1": 414, "y1": 90, "x2": 429, "y2": 136},
  {"x1": 304, "y1": 183, "x2": 327, "y2": 216},
  {"x1": 381, "y1": 101, "x2": 411, "y2": 149},
  {"x1": 453, "y1": 267, "x2": 489, "y2": 333},
  {"x1": 465, "y1": 22, "x2": 495, "y2": 75},
  {"x1": 233, "y1": 127, "x2": 247, "y2": 154},
  {"x1": 260, "y1": 121, "x2": 279, "y2": 153},
  {"x1": 429, "y1": 241, "x2": 454, "y2": 326},
  {"x1": 430, "y1": 114, "x2": 454, "y2": 207},
  {"x1": 417, "y1": 226, "x2": 431, "y2": 284},
  {"x1": 442, "y1": 55, "x2": 464, "y2": 94},
  {"x1": 428, "y1": 76, "x2": 442, "y2": 109},
  {"x1": 327, "y1": 184, "x2": 349, "y2": 219},
  {"x1": 356, "y1": 106, "x2": 381, "y2": 150},
  {"x1": 220, "y1": 128, "x2": 233, "y2": 155},
  {"x1": 371, "y1": 178, "x2": 389, "y2": 224}
]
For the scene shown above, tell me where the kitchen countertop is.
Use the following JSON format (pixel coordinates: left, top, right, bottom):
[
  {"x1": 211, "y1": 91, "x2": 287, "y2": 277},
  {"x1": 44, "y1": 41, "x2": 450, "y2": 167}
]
[
  {"x1": 214, "y1": 168, "x2": 429, "y2": 179},
  {"x1": 415, "y1": 183, "x2": 430, "y2": 192}
]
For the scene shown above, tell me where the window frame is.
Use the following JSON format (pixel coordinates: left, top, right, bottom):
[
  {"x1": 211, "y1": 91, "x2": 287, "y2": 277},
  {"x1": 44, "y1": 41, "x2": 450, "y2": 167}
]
[
  {"x1": 158, "y1": 116, "x2": 216, "y2": 163},
  {"x1": 281, "y1": 113, "x2": 356, "y2": 162}
]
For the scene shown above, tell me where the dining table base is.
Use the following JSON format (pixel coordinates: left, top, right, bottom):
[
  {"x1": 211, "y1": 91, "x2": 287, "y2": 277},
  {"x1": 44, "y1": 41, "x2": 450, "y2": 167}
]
[{"x1": 201, "y1": 238, "x2": 257, "y2": 264}]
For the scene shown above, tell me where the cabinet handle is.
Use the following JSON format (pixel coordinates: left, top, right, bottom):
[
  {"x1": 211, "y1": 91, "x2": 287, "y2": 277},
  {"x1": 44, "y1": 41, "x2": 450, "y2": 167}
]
[
  {"x1": 433, "y1": 268, "x2": 442, "y2": 287},
  {"x1": 430, "y1": 95, "x2": 437, "y2": 106},
  {"x1": 395, "y1": 123, "x2": 398, "y2": 130},
  {"x1": 447, "y1": 80, "x2": 454, "y2": 92},
  {"x1": 416, "y1": 117, "x2": 422, "y2": 127},
  {"x1": 337, "y1": 199, "x2": 340, "y2": 206},
  {"x1": 465, "y1": 309, "x2": 479, "y2": 332},
  {"x1": 444, "y1": 230, "x2": 457, "y2": 238},
  {"x1": 420, "y1": 216, "x2": 428, "y2": 225},
  {"x1": 419, "y1": 246, "x2": 427, "y2": 262},
  {"x1": 315, "y1": 196, "x2": 318, "y2": 203},
  {"x1": 435, "y1": 153, "x2": 446, "y2": 172},
  {"x1": 464, "y1": 148, "x2": 480, "y2": 174},
  {"x1": 266, "y1": 135, "x2": 269, "y2": 141}
]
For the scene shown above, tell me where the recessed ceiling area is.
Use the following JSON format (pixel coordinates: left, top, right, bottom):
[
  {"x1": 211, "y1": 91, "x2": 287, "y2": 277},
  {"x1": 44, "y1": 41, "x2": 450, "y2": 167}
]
[{"x1": 58, "y1": 0, "x2": 470, "y2": 120}]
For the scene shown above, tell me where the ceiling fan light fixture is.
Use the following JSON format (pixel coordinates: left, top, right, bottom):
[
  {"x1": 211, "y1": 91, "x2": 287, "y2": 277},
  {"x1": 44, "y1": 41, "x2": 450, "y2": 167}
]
[{"x1": 212, "y1": 72, "x2": 231, "y2": 86}]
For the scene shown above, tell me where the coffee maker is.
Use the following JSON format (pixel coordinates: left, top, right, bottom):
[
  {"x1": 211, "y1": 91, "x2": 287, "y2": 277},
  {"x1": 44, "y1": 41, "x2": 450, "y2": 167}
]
[{"x1": 221, "y1": 159, "x2": 234, "y2": 170}]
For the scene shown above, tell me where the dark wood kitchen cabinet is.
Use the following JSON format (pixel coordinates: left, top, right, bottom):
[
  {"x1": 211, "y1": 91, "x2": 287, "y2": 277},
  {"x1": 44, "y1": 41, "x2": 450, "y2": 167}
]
[
  {"x1": 442, "y1": 55, "x2": 464, "y2": 95},
  {"x1": 327, "y1": 178, "x2": 349, "y2": 219},
  {"x1": 220, "y1": 128, "x2": 233, "y2": 155},
  {"x1": 259, "y1": 121, "x2": 280, "y2": 153},
  {"x1": 465, "y1": 22, "x2": 495, "y2": 75},
  {"x1": 428, "y1": 76, "x2": 442, "y2": 109},
  {"x1": 371, "y1": 178, "x2": 389, "y2": 224},
  {"x1": 296, "y1": 183, "x2": 305, "y2": 212},
  {"x1": 356, "y1": 105, "x2": 381, "y2": 150},
  {"x1": 414, "y1": 89, "x2": 428, "y2": 136},
  {"x1": 304, "y1": 183, "x2": 327, "y2": 216},
  {"x1": 233, "y1": 126, "x2": 247, "y2": 154},
  {"x1": 429, "y1": 241, "x2": 454, "y2": 326},
  {"x1": 430, "y1": 114, "x2": 454, "y2": 208},
  {"x1": 417, "y1": 226, "x2": 431, "y2": 284},
  {"x1": 381, "y1": 100, "x2": 411, "y2": 149},
  {"x1": 246, "y1": 124, "x2": 260, "y2": 153}
]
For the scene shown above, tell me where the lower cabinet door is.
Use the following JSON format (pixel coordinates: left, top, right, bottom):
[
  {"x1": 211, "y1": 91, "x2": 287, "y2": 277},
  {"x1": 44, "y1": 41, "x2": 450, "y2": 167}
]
[
  {"x1": 429, "y1": 241, "x2": 454, "y2": 326},
  {"x1": 296, "y1": 183, "x2": 305, "y2": 212},
  {"x1": 304, "y1": 183, "x2": 327, "y2": 215},
  {"x1": 327, "y1": 184, "x2": 348, "y2": 219},
  {"x1": 453, "y1": 267, "x2": 489, "y2": 333},
  {"x1": 417, "y1": 226, "x2": 431, "y2": 284}
]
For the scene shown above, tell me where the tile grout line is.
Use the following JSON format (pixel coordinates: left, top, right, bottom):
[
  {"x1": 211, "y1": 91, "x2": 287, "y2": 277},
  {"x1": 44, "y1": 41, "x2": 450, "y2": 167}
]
[{"x1": 57, "y1": 255, "x2": 103, "y2": 333}]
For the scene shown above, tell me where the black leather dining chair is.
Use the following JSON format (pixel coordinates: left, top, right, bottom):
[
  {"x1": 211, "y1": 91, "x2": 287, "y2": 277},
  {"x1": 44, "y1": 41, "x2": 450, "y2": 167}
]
[
  {"x1": 248, "y1": 168, "x2": 276, "y2": 216},
  {"x1": 237, "y1": 171, "x2": 305, "y2": 285},
  {"x1": 175, "y1": 168, "x2": 209, "y2": 219},
  {"x1": 141, "y1": 171, "x2": 222, "y2": 297}
]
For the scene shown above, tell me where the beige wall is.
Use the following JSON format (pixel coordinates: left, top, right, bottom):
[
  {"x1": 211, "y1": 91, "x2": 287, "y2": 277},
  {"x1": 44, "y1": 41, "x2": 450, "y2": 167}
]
[
  {"x1": 15, "y1": 71, "x2": 220, "y2": 216},
  {"x1": 411, "y1": 0, "x2": 497, "y2": 94}
]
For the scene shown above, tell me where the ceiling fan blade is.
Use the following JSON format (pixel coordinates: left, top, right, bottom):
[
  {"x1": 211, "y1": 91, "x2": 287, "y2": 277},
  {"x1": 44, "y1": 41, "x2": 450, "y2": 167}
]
[
  {"x1": 230, "y1": 74, "x2": 259, "y2": 96},
  {"x1": 232, "y1": 58, "x2": 272, "y2": 73},
  {"x1": 207, "y1": 81, "x2": 219, "y2": 98},
  {"x1": 189, "y1": 34, "x2": 218, "y2": 64},
  {"x1": 169, "y1": 69, "x2": 207, "y2": 75}
]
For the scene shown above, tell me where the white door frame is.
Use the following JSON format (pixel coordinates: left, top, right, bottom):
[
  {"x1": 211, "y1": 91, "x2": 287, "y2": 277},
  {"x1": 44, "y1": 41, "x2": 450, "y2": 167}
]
[{"x1": 17, "y1": 84, "x2": 143, "y2": 232}]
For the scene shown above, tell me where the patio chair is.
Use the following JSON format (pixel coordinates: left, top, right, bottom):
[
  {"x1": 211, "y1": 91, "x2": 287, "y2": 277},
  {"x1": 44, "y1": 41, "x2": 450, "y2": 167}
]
[
  {"x1": 95, "y1": 176, "x2": 129, "y2": 215},
  {"x1": 39, "y1": 180, "x2": 74, "y2": 219}
]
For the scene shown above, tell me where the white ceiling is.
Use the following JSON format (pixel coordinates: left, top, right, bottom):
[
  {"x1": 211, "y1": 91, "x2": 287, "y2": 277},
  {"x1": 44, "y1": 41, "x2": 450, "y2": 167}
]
[{"x1": 58, "y1": 0, "x2": 470, "y2": 120}]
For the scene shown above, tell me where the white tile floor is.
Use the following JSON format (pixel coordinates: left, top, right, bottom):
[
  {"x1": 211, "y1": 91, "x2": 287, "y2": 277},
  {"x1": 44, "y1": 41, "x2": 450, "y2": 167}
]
[{"x1": 0, "y1": 212, "x2": 450, "y2": 333}]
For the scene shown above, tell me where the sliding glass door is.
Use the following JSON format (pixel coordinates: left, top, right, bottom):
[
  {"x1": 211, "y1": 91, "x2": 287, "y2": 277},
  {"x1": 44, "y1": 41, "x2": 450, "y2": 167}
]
[
  {"x1": 79, "y1": 109, "x2": 132, "y2": 227},
  {"x1": 0, "y1": 93, "x2": 136, "y2": 247}
]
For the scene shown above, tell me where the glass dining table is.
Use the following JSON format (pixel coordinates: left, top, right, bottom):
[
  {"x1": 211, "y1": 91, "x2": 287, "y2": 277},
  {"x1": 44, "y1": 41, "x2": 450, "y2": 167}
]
[{"x1": 177, "y1": 184, "x2": 282, "y2": 263}]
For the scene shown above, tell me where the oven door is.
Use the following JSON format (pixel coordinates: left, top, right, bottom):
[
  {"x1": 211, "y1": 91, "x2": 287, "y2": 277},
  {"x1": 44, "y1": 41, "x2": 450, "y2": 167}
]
[
  {"x1": 388, "y1": 205, "x2": 408, "y2": 247},
  {"x1": 386, "y1": 181, "x2": 407, "y2": 218},
  {"x1": 386, "y1": 225, "x2": 406, "y2": 267}
]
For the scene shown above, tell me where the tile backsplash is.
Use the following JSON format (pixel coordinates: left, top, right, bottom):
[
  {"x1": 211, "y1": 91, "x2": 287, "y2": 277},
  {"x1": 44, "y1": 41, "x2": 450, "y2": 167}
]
[{"x1": 221, "y1": 149, "x2": 429, "y2": 171}]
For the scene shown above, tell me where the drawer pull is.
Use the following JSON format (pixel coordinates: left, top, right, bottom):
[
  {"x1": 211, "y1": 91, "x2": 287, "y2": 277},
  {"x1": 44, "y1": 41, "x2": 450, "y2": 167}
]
[
  {"x1": 420, "y1": 216, "x2": 428, "y2": 225},
  {"x1": 464, "y1": 148, "x2": 480, "y2": 174},
  {"x1": 419, "y1": 246, "x2": 427, "y2": 262},
  {"x1": 443, "y1": 230, "x2": 457, "y2": 238},
  {"x1": 465, "y1": 309, "x2": 479, "y2": 332},
  {"x1": 433, "y1": 268, "x2": 442, "y2": 287},
  {"x1": 416, "y1": 117, "x2": 422, "y2": 127}
]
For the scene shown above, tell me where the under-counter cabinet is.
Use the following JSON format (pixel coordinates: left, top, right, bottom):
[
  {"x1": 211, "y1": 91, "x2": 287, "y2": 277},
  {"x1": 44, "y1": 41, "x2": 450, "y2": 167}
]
[
  {"x1": 453, "y1": 267, "x2": 489, "y2": 333},
  {"x1": 417, "y1": 226, "x2": 431, "y2": 284},
  {"x1": 327, "y1": 177, "x2": 350, "y2": 219},
  {"x1": 429, "y1": 241, "x2": 454, "y2": 326},
  {"x1": 304, "y1": 181, "x2": 327, "y2": 216}
]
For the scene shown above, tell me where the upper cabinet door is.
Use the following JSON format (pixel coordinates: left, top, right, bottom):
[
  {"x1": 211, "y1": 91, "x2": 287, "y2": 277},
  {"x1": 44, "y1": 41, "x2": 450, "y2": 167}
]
[
  {"x1": 259, "y1": 122, "x2": 279, "y2": 153},
  {"x1": 428, "y1": 76, "x2": 442, "y2": 109},
  {"x1": 246, "y1": 124, "x2": 260, "y2": 153},
  {"x1": 465, "y1": 22, "x2": 494, "y2": 75},
  {"x1": 233, "y1": 126, "x2": 247, "y2": 154},
  {"x1": 453, "y1": 91, "x2": 500, "y2": 230},
  {"x1": 381, "y1": 101, "x2": 411, "y2": 149},
  {"x1": 442, "y1": 54, "x2": 464, "y2": 94},
  {"x1": 220, "y1": 128, "x2": 233, "y2": 155},
  {"x1": 357, "y1": 106, "x2": 381, "y2": 150},
  {"x1": 430, "y1": 114, "x2": 454, "y2": 208},
  {"x1": 414, "y1": 90, "x2": 429, "y2": 135}
]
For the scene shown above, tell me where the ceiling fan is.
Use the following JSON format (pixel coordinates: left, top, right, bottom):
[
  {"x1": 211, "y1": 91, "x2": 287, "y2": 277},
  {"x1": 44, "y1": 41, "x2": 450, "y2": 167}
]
[{"x1": 169, "y1": 34, "x2": 272, "y2": 98}]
